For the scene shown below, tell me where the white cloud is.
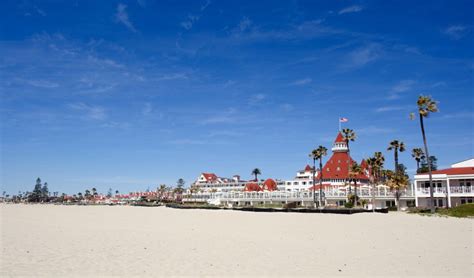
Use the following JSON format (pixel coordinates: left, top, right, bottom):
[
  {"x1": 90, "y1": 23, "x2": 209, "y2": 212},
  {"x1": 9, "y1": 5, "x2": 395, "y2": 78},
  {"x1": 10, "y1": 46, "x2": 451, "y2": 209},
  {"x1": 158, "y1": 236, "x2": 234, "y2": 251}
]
[
  {"x1": 248, "y1": 94, "x2": 266, "y2": 105},
  {"x1": 157, "y1": 73, "x2": 188, "y2": 81},
  {"x1": 338, "y1": 5, "x2": 364, "y2": 15},
  {"x1": 20, "y1": 79, "x2": 59, "y2": 88},
  {"x1": 291, "y1": 78, "x2": 312, "y2": 86},
  {"x1": 200, "y1": 0, "x2": 211, "y2": 11},
  {"x1": 388, "y1": 80, "x2": 416, "y2": 99},
  {"x1": 392, "y1": 80, "x2": 416, "y2": 93},
  {"x1": 375, "y1": 106, "x2": 411, "y2": 113},
  {"x1": 181, "y1": 14, "x2": 200, "y2": 30},
  {"x1": 443, "y1": 25, "x2": 467, "y2": 40},
  {"x1": 115, "y1": 3, "x2": 137, "y2": 32},
  {"x1": 69, "y1": 103, "x2": 106, "y2": 120},
  {"x1": 347, "y1": 44, "x2": 381, "y2": 68},
  {"x1": 142, "y1": 103, "x2": 153, "y2": 116},
  {"x1": 357, "y1": 126, "x2": 395, "y2": 135},
  {"x1": 239, "y1": 17, "x2": 252, "y2": 32}
]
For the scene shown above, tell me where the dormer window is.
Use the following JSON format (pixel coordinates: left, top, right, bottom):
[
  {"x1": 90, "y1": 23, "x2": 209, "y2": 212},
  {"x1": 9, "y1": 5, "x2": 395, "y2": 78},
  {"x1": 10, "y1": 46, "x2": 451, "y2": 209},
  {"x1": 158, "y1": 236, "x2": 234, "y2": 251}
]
[{"x1": 337, "y1": 167, "x2": 340, "y2": 171}]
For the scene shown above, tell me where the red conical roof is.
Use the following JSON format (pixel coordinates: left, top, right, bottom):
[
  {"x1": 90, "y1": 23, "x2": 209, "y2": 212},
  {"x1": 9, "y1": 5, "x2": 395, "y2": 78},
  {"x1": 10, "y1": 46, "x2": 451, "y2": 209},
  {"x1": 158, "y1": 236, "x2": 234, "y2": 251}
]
[
  {"x1": 334, "y1": 132, "x2": 345, "y2": 143},
  {"x1": 262, "y1": 179, "x2": 277, "y2": 191}
]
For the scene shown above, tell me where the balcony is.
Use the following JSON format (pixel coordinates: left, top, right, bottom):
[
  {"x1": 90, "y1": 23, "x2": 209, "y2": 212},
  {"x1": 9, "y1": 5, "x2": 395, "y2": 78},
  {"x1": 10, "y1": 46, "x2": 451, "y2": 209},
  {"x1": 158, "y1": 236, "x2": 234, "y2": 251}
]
[{"x1": 416, "y1": 186, "x2": 473, "y2": 195}]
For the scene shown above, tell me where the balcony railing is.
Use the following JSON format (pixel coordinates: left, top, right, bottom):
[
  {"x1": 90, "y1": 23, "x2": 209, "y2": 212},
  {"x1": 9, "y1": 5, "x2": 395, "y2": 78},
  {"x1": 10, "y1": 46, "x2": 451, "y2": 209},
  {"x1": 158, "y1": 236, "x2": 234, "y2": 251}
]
[
  {"x1": 416, "y1": 186, "x2": 472, "y2": 195},
  {"x1": 183, "y1": 188, "x2": 415, "y2": 202}
]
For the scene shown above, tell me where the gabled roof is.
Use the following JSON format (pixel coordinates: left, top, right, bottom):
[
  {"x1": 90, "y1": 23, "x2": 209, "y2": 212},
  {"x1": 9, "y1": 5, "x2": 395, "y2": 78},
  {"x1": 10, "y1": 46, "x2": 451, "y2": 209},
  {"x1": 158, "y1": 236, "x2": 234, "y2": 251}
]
[
  {"x1": 334, "y1": 132, "x2": 345, "y2": 143},
  {"x1": 202, "y1": 173, "x2": 218, "y2": 182},
  {"x1": 320, "y1": 152, "x2": 369, "y2": 180},
  {"x1": 304, "y1": 165, "x2": 313, "y2": 172},
  {"x1": 430, "y1": 167, "x2": 474, "y2": 175}
]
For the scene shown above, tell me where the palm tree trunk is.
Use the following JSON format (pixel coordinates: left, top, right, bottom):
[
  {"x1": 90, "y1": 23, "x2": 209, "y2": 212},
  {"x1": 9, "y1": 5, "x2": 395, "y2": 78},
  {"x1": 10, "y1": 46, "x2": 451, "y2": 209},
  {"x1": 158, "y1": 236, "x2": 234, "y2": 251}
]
[
  {"x1": 353, "y1": 179, "x2": 357, "y2": 206},
  {"x1": 372, "y1": 175, "x2": 375, "y2": 212},
  {"x1": 319, "y1": 158, "x2": 323, "y2": 208},
  {"x1": 313, "y1": 158, "x2": 317, "y2": 208},
  {"x1": 396, "y1": 189, "x2": 400, "y2": 211},
  {"x1": 416, "y1": 160, "x2": 420, "y2": 173},
  {"x1": 420, "y1": 114, "x2": 435, "y2": 213},
  {"x1": 394, "y1": 149, "x2": 399, "y2": 174}
]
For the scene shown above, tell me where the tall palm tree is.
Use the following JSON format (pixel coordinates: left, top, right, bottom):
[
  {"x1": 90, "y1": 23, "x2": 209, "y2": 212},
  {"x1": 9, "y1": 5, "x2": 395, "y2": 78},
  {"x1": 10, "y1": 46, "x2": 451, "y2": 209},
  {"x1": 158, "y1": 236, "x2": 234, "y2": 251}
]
[
  {"x1": 342, "y1": 128, "x2": 356, "y2": 193},
  {"x1": 411, "y1": 148, "x2": 425, "y2": 173},
  {"x1": 386, "y1": 170, "x2": 409, "y2": 211},
  {"x1": 349, "y1": 162, "x2": 363, "y2": 206},
  {"x1": 251, "y1": 168, "x2": 261, "y2": 182},
  {"x1": 309, "y1": 146, "x2": 328, "y2": 208},
  {"x1": 387, "y1": 140, "x2": 406, "y2": 174},
  {"x1": 413, "y1": 95, "x2": 438, "y2": 213},
  {"x1": 92, "y1": 187, "x2": 97, "y2": 196},
  {"x1": 367, "y1": 152, "x2": 385, "y2": 212}
]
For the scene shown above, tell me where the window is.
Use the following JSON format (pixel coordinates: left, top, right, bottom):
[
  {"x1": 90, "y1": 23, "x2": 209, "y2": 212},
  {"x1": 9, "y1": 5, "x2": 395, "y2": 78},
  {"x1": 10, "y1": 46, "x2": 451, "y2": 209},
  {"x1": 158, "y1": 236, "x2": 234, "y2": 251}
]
[
  {"x1": 302, "y1": 182, "x2": 306, "y2": 185},
  {"x1": 336, "y1": 167, "x2": 340, "y2": 171},
  {"x1": 327, "y1": 168, "x2": 330, "y2": 172}
]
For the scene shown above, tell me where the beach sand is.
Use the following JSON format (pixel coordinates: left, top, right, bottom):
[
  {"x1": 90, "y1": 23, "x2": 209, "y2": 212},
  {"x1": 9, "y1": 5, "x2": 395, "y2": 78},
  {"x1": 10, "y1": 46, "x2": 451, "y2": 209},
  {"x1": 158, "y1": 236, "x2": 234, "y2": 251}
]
[{"x1": 1, "y1": 204, "x2": 472, "y2": 277}]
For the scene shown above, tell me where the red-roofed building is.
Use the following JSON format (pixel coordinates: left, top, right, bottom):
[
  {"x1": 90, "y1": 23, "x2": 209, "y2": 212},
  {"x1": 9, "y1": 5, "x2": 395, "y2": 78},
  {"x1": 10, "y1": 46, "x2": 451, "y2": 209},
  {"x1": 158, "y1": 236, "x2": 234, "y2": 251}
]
[
  {"x1": 244, "y1": 182, "x2": 262, "y2": 192},
  {"x1": 414, "y1": 158, "x2": 474, "y2": 208},
  {"x1": 262, "y1": 179, "x2": 278, "y2": 191}
]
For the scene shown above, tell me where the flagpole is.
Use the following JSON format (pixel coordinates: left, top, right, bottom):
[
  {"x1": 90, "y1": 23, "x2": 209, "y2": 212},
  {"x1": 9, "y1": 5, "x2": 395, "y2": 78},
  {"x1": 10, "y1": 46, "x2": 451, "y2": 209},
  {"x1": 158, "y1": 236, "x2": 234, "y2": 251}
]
[{"x1": 338, "y1": 117, "x2": 341, "y2": 132}]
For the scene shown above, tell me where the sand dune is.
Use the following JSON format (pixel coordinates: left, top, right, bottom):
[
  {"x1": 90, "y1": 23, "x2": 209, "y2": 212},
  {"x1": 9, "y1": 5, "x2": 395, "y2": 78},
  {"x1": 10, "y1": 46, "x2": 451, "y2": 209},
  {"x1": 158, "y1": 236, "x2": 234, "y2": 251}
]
[{"x1": 1, "y1": 204, "x2": 472, "y2": 277}]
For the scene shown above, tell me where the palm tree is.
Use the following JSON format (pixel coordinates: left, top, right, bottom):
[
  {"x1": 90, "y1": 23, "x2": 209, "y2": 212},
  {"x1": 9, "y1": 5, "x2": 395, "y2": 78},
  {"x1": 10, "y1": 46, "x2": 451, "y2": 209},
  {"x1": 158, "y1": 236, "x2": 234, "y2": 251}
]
[
  {"x1": 349, "y1": 162, "x2": 363, "y2": 206},
  {"x1": 386, "y1": 170, "x2": 409, "y2": 211},
  {"x1": 158, "y1": 184, "x2": 167, "y2": 200},
  {"x1": 411, "y1": 148, "x2": 425, "y2": 173},
  {"x1": 413, "y1": 95, "x2": 438, "y2": 213},
  {"x1": 92, "y1": 188, "x2": 97, "y2": 196},
  {"x1": 309, "y1": 146, "x2": 328, "y2": 208},
  {"x1": 251, "y1": 168, "x2": 261, "y2": 182},
  {"x1": 387, "y1": 140, "x2": 406, "y2": 174},
  {"x1": 342, "y1": 128, "x2": 356, "y2": 193},
  {"x1": 367, "y1": 152, "x2": 385, "y2": 212},
  {"x1": 115, "y1": 190, "x2": 119, "y2": 195}
]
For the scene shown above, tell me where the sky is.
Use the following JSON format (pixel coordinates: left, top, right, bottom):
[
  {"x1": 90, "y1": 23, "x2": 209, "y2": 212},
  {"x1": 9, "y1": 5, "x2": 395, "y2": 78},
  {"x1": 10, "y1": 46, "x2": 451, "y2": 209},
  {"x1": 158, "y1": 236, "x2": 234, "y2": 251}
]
[{"x1": 1, "y1": 0, "x2": 473, "y2": 195}]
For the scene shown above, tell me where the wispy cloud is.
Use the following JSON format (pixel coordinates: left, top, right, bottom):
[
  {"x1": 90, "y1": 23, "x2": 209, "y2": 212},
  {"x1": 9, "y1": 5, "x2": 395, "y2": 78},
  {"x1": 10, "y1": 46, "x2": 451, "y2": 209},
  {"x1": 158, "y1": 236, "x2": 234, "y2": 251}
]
[
  {"x1": 238, "y1": 17, "x2": 252, "y2": 32},
  {"x1": 248, "y1": 94, "x2": 266, "y2": 105},
  {"x1": 375, "y1": 105, "x2": 411, "y2": 113},
  {"x1": 200, "y1": 0, "x2": 211, "y2": 11},
  {"x1": 388, "y1": 80, "x2": 416, "y2": 99},
  {"x1": 338, "y1": 5, "x2": 364, "y2": 15},
  {"x1": 346, "y1": 44, "x2": 381, "y2": 68},
  {"x1": 19, "y1": 78, "x2": 59, "y2": 88},
  {"x1": 157, "y1": 73, "x2": 188, "y2": 81},
  {"x1": 442, "y1": 25, "x2": 468, "y2": 40},
  {"x1": 290, "y1": 78, "x2": 312, "y2": 86},
  {"x1": 181, "y1": 15, "x2": 200, "y2": 30},
  {"x1": 115, "y1": 3, "x2": 137, "y2": 32},
  {"x1": 142, "y1": 102, "x2": 153, "y2": 116},
  {"x1": 69, "y1": 103, "x2": 106, "y2": 120},
  {"x1": 357, "y1": 126, "x2": 396, "y2": 135}
]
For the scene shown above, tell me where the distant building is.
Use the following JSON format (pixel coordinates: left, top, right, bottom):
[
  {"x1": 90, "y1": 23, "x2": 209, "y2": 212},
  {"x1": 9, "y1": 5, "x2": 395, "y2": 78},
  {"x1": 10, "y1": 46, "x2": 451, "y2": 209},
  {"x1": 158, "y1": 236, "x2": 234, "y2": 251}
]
[{"x1": 414, "y1": 158, "x2": 474, "y2": 208}]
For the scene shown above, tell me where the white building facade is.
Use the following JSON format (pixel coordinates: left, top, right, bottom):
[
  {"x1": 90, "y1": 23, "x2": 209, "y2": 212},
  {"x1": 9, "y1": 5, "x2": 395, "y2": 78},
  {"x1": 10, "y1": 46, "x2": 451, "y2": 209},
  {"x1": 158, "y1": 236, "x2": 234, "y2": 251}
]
[{"x1": 414, "y1": 158, "x2": 474, "y2": 208}]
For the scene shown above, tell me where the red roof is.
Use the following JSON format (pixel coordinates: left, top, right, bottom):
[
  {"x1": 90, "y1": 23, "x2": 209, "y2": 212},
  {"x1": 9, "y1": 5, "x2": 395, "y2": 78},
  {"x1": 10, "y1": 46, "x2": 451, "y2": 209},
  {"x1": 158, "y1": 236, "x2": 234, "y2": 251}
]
[
  {"x1": 430, "y1": 167, "x2": 474, "y2": 175},
  {"x1": 262, "y1": 179, "x2": 277, "y2": 191},
  {"x1": 334, "y1": 132, "x2": 345, "y2": 143},
  {"x1": 308, "y1": 183, "x2": 332, "y2": 190},
  {"x1": 244, "y1": 183, "x2": 262, "y2": 192},
  {"x1": 320, "y1": 152, "x2": 368, "y2": 180},
  {"x1": 304, "y1": 165, "x2": 312, "y2": 172},
  {"x1": 202, "y1": 173, "x2": 218, "y2": 182}
]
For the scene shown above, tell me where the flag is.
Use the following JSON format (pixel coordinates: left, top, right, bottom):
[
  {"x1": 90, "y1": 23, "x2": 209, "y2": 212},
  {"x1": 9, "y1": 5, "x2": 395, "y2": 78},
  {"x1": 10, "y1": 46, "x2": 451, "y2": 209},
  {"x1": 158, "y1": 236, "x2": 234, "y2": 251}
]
[{"x1": 339, "y1": 117, "x2": 348, "y2": 123}]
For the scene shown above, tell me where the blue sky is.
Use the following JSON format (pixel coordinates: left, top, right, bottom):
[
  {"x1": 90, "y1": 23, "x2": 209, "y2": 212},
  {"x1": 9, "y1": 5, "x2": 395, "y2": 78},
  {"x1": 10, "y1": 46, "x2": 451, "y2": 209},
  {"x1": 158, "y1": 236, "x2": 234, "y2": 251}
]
[{"x1": 1, "y1": 0, "x2": 473, "y2": 195}]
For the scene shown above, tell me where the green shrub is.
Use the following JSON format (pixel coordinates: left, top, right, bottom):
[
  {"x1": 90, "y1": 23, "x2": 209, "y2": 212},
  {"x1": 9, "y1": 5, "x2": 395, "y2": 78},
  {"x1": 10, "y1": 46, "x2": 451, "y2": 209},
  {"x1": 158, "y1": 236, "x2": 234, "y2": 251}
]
[
  {"x1": 344, "y1": 202, "x2": 354, "y2": 208},
  {"x1": 437, "y1": 203, "x2": 474, "y2": 218}
]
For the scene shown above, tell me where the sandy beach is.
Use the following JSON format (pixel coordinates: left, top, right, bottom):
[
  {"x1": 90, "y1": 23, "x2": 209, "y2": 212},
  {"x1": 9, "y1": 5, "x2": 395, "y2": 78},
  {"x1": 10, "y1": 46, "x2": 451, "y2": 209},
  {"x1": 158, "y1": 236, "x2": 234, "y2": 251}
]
[{"x1": 0, "y1": 204, "x2": 472, "y2": 277}]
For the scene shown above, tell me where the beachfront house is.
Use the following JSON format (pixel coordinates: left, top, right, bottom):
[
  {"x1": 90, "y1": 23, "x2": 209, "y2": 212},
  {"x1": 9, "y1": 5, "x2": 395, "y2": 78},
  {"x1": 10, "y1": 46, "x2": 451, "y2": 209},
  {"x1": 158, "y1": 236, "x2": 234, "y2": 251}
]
[{"x1": 414, "y1": 158, "x2": 474, "y2": 208}]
